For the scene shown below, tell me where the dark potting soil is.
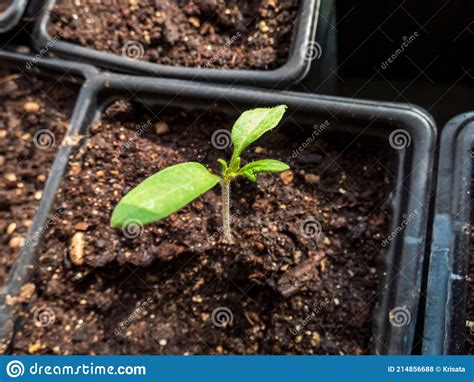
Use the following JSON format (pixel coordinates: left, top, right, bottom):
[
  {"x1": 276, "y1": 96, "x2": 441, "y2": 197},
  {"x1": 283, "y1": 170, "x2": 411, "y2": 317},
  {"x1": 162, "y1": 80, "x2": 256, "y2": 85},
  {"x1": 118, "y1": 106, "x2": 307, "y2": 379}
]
[
  {"x1": 0, "y1": 70, "x2": 77, "y2": 288},
  {"x1": 12, "y1": 101, "x2": 390, "y2": 355},
  {"x1": 48, "y1": 0, "x2": 299, "y2": 70}
]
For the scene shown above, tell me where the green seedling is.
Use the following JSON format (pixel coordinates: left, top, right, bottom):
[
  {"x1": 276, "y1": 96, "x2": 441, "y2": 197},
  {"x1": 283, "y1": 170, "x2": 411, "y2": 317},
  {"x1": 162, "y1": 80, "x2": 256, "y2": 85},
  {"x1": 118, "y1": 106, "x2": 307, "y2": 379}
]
[{"x1": 110, "y1": 105, "x2": 289, "y2": 242}]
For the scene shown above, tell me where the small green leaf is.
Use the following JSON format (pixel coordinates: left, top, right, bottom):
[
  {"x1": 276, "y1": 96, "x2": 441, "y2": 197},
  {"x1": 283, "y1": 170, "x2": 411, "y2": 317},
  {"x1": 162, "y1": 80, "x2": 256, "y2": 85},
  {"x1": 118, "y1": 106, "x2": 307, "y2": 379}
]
[
  {"x1": 111, "y1": 162, "x2": 220, "y2": 228},
  {"x1": 240, "y1": 171, "x2": 257, "y2": 182},
  {"x1": 238, "y1": 159, "x2": 289, "y2": 180},
  {"x1": 230, "y1": 105, "x2": 287, "y2": 167},
  {"x1": 217, "y1": 159, "x2": 228, "y2": 173},
  {"x1": 229, "y1": 156, "x2": 241, "y2": 173}
]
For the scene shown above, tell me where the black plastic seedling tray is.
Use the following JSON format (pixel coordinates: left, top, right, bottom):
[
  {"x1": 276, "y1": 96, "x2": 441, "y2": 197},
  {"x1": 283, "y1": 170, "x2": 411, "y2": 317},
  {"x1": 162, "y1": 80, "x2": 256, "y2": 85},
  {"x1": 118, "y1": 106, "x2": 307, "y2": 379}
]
[
  {"x1": 0, "y1": 55, "x2": 436, "y2": 354},
  {"x1": 33, "y1": 0, "x2": 320, "y2": 88},
  {"x1": 423, "y1": 112, "x2": 474, "y2": 355},
  {"x1": 0, "y1": 51, "x2": 99, "y2": 353},
  {"x1": 0, "y1": 0, "x2": 27, "y2": 33}
]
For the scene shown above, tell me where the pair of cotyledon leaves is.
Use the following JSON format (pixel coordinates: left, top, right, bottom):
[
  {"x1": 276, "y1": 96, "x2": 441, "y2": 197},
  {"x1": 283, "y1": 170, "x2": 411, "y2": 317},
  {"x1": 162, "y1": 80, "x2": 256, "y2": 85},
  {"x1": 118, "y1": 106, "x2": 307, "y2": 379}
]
[{"x1": 110, "y1": 105, "x2": 289, "y2": 228}]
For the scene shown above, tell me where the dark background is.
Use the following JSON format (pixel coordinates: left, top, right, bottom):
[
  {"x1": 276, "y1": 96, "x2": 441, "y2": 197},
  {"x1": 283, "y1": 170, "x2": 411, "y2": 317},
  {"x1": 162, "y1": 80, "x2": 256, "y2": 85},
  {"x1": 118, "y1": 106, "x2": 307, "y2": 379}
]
[{"x1": 333, "y1": 0, "x2": 473, "y2": 125}]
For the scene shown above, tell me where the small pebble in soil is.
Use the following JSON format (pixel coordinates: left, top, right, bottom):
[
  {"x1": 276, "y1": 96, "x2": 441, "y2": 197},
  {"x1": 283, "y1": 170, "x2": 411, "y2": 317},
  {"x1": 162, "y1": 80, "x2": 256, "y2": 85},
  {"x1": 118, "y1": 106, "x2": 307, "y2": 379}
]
[
  {"x1": 320, "y1": 258, "x2": 327, "y2": 272},
  {"x1": 74, "y1": 222, "x2": 89, "y2": 231},
  {"x1": 154, "y1": 121, "x2": 170, "y2": 135},
  {"x1": 311, "y1": 331, "x2": 321, "y2": 348},
  {"x1": 304, "y1": 173, "x2": 320, "y2": 184},
  {"x1": 28, "y1": 342, "x2": 42, "y2": 354},
  {"x1": 69, "y1": 232, "x2": 85, "y2": 266},
  {"x1": 18, "y1": 283, "x2": 36, "y2": 302},
  {"x1": 259, "y1": 20, "x2": 270, "y2": 33},
  {"x1": 188, "y1": 17, "x2": 201, "y2": 28},
  {"x1": 8, "y1": 236, "x2": 24, "y2": 248},
  {"x1": 280, "y1": 170, "x2": 294, "y2": 185},
  {"x1": 23, "y1": 101, "x2": 40, "y2": 113},
  {"x1": 5, "y1": 173, "x2": 16, "y2": 182},
  {"x1": 6, "y1": 222, "x2": 16, "y2": 235}
]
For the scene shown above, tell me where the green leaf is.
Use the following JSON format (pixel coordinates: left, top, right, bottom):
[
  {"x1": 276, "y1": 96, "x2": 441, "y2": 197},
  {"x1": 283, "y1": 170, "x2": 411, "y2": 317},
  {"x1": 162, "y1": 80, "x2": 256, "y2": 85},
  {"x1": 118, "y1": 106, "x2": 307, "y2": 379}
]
[
  {"x1": 229, "y1": 156, "x2": 241, "y2": 173},
  {"x1": 238, "y1": 159, "x2": 289, "y2": 181},
  {"x1": 230, "y1": 105, "x2": 287, "y2": 167},
  {"x1": 240, "y1": 171, "x2": 257, "y2": 182},
  {"x1": 111, "y1": 162, "x2": 220, "y2": 228},
  {"x1": 217, "y1": 158, "x2": 228, "y2": 173}
]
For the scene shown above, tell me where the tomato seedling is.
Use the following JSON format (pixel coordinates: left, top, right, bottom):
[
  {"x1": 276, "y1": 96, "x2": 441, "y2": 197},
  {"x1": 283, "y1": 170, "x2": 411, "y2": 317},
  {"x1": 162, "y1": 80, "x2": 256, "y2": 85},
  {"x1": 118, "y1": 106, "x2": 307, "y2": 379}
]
[{"x1": 111, "y1": 105, "x2": 289, "y2": 242}]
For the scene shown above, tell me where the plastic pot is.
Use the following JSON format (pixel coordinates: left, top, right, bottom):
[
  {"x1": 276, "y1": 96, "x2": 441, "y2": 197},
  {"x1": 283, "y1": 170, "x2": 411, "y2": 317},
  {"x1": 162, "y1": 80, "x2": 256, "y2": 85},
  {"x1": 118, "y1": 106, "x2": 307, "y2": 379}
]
[
  {"x1": 0, "y1": 50, "x2": 99, "y2": 353},
  {"x1": 0, "y1": 59, "x2": 436, "y2": 354},
  {"x1": 293, "y1": 0, "x2": 337, "y2": 94},
  {"x1": 422, "y1": 112, "x2": 474, "y2": 355},
  {"x1": 33, "y1": 0, "x2": 320, "y2": 88},
  {"x1": 0, "y1": 0, "x2": 27, "y2": 33}
]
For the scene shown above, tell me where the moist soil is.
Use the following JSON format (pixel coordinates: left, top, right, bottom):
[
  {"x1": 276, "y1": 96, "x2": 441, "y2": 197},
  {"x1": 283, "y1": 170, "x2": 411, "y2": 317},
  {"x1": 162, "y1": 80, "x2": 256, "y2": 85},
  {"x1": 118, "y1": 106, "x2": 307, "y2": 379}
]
[
  {"x1": 12, "y1": 101, "x2": 390, "y2": 355},
  {"x1": 49, "y1": 0, "x2": 299, "y2": 70},
  {"x1": 0, "y1": 70, "x2": 77, "y2": 288}
]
